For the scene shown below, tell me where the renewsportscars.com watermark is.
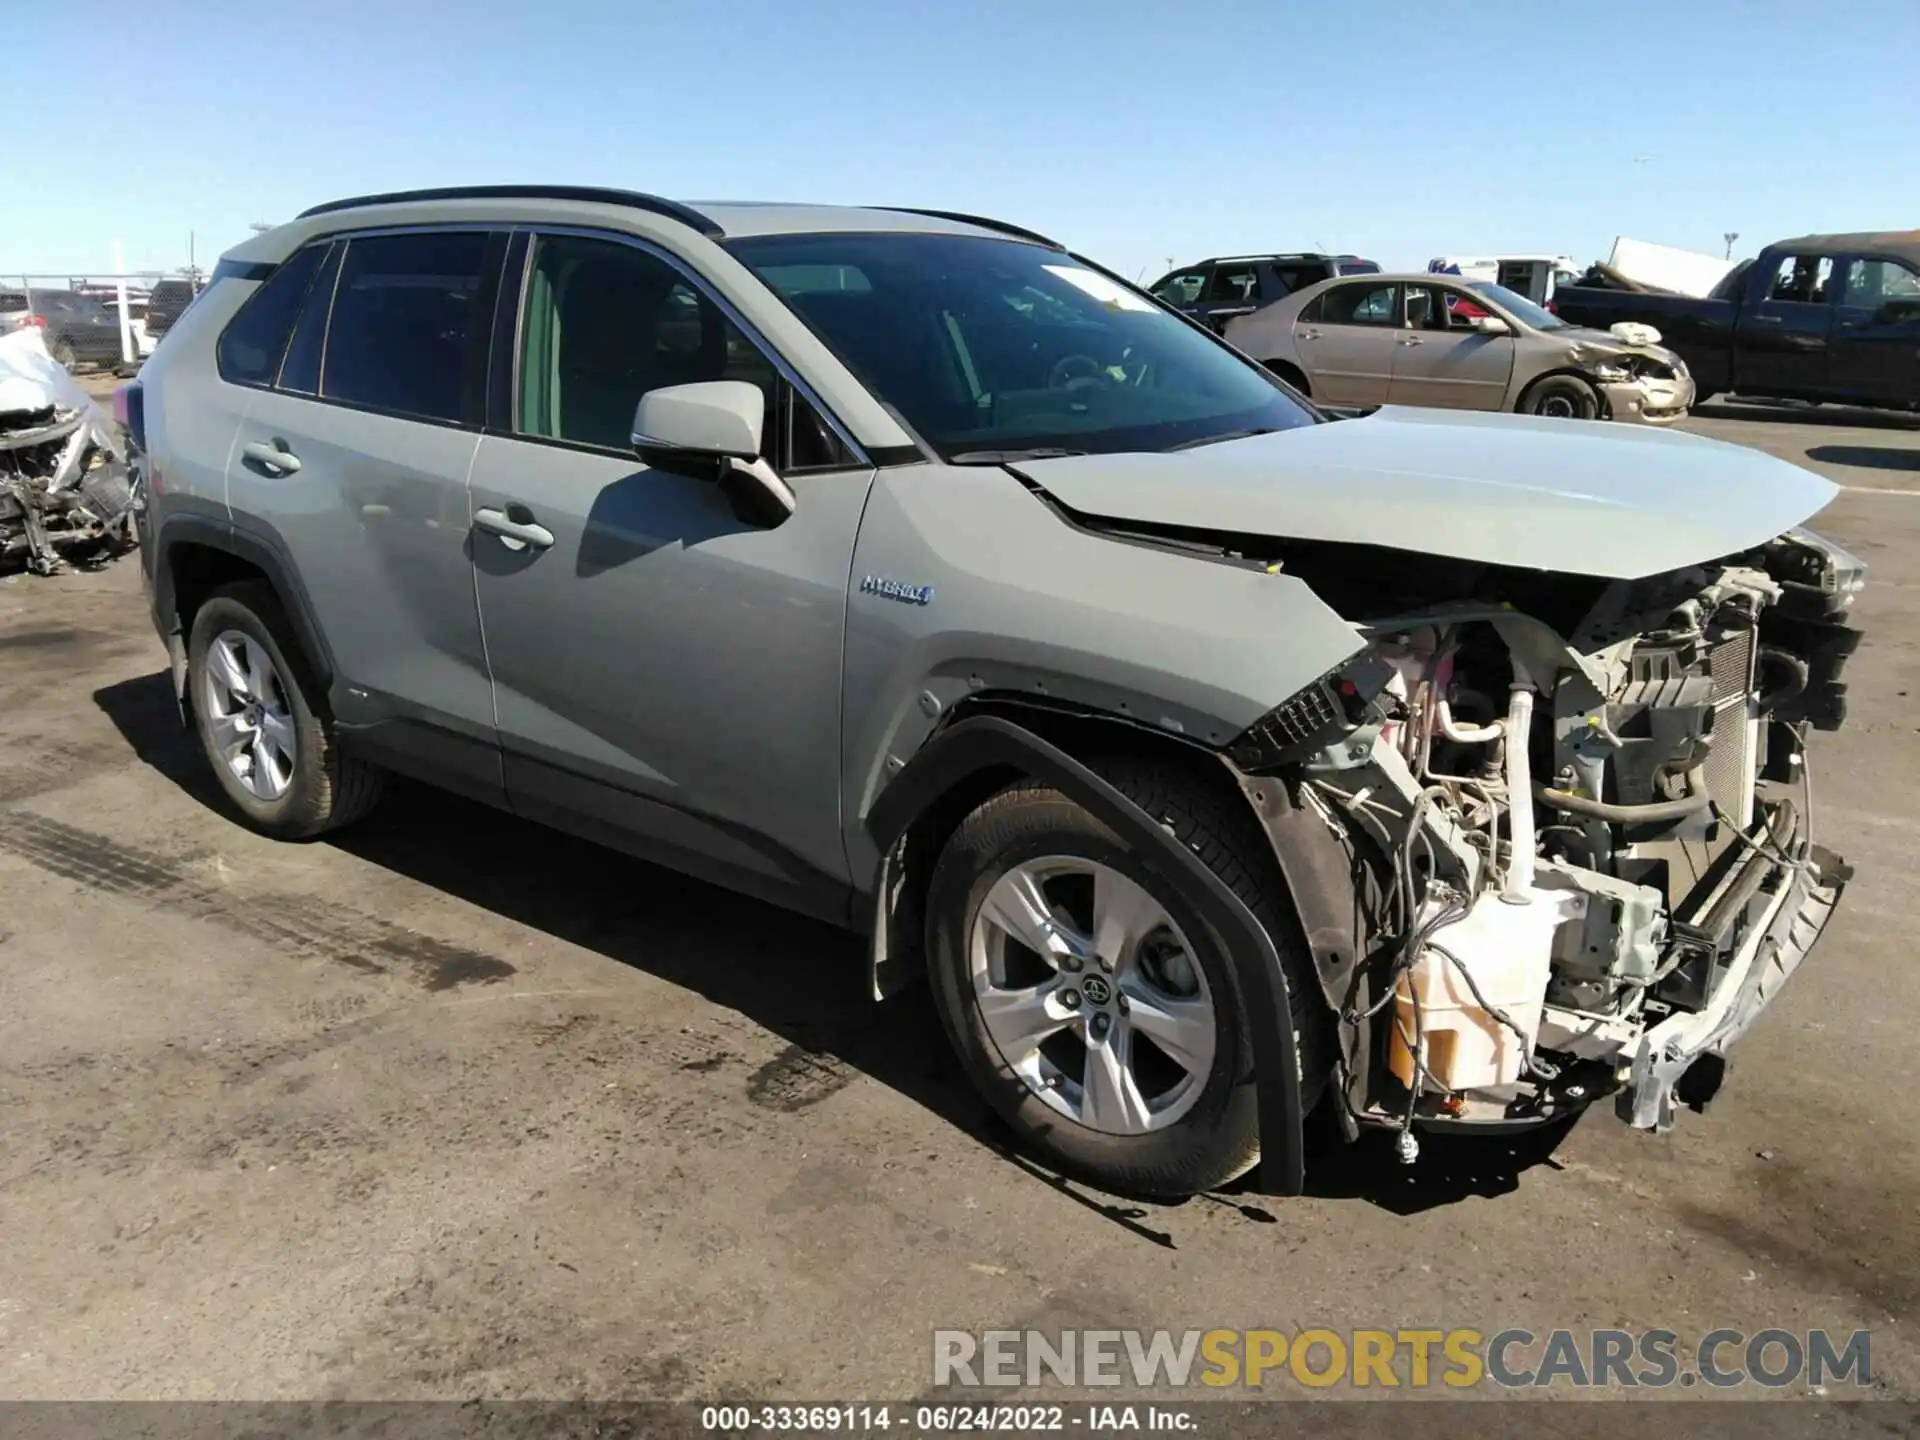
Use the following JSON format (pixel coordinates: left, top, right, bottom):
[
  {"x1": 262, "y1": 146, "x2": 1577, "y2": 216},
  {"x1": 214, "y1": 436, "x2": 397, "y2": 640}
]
[{"x1": 933, "y1": 1327, "x2": 1874, "y2": 1392}]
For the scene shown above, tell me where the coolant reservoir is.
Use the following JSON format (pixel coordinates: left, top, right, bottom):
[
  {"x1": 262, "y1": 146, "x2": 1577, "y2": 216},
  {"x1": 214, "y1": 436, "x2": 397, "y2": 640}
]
[{"x1": 1390, "y1": 887, "x2": 1584, "y2": 1093}]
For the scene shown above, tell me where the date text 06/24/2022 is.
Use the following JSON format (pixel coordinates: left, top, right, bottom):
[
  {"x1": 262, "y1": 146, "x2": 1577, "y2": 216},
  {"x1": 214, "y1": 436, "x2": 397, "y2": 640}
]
[{"x1": 700, "y1": 1403, "x2": 1193, "y2": 1432}]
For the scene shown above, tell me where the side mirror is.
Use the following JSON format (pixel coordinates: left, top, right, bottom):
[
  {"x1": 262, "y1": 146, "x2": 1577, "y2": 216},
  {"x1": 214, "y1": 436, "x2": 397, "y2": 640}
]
[
  {"x1": 1472, "y1": 315, "x2": 1512, "y2": 336},
  {"x1": 632, "y1": 380, "x2": 794, "y2": 528}
]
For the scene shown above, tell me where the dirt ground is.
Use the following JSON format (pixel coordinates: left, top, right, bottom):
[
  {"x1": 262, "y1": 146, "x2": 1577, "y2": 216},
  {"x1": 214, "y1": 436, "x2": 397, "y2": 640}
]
[{"x1": 1, "y1": 394, "x2": 1917, "y2": 1405}]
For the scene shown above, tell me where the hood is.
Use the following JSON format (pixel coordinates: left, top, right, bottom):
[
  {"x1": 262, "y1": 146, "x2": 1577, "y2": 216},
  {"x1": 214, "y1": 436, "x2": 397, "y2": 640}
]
[
  {"x1": 1558, "y1": 323, "x2": 1672, "y2": 358},
  {"x1": 1015, "y1": 407, "x2": 1836, "y2": 580}
]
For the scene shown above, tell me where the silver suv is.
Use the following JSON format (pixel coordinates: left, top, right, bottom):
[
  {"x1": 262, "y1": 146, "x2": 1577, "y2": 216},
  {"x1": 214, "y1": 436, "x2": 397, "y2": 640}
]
[{"x1": 130, "y1": 186, "x2": 1863, "y2": 1198}]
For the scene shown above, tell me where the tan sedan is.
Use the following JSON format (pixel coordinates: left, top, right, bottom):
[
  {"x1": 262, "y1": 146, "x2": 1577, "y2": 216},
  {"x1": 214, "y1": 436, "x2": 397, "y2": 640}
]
[{"x1": 1224, "y1": 273, "x2": 1694, "y2": 422}]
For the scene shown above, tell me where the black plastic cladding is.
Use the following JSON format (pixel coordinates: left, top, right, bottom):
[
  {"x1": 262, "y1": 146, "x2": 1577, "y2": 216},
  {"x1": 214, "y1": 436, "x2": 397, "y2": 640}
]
[{"x1": 295, "y1": 186, "x2": 725, "y2": 238}]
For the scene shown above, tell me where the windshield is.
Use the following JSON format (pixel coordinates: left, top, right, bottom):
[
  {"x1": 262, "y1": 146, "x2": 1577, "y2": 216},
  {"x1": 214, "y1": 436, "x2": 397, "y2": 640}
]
[
  {"x1": 1469, "y1": 280, "x2": 1566, "y2": 331},
  {"x1": 727, "y1": 233, "x2": 1317, "y2": 459}
]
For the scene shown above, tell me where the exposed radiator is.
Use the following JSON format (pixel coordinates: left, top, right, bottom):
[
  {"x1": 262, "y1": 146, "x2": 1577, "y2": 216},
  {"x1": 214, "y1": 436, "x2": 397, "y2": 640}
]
[{"x1": 1702, "y1": 629, "x2": 1758, "y2": 828}]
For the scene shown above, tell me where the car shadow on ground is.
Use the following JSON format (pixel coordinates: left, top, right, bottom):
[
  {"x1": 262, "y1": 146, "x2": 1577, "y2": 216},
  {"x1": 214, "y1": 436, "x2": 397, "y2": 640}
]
[
  {"x1": 1692, "y1": 399, "x2": 1920, "y2": 430},
  {"x1": 1805, "y1": 443, "x2": 1920, "y2": 472},
  {"x1": 95, "y1": 667, "x2": 1569, "y2": 1224}
]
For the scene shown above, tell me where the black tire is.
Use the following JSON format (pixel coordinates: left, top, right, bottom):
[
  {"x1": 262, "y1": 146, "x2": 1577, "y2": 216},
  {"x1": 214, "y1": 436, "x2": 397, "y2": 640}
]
[
  {"x1": 51, "y1": 339, "x2": 76, "y2": 369},
  {"x1": 187, "y1": 581, "x2": 384, "y2": 839},
  {"x1": 1521, "y1": 373, "x2": 1600, "y2": 420},
  {"x1": 1264, "y1": 359, "x2": 1311, "y2": 397},
  {"x1": 924, "y1": 760, "x2": 1327, "y2": 1198}
]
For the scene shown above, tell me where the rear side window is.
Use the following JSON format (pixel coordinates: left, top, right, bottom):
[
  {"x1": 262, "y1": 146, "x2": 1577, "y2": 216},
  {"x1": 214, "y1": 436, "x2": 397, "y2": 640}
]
[
  {"x1": 216, "y1": 245, "x2": 327, "y2": 386},
  {"x1": 1318, "y1": 281, "x2": 1400, "y2": 326},
  {"x1": 277, "y1": 242, "x2": 343, "y2": 395},
  {"x1": 323, "y1": 232, "x2": 489, "y2": 424},
  {"x1": 1203, "y1": 265, "x2": 1260, "y2": 303}
]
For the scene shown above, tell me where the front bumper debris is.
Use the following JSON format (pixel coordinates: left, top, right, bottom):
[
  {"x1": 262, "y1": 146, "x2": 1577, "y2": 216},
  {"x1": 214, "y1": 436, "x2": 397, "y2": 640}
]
[
  {"x1": 1620, "y1": 840, "x2": 1850, "y2": 1131},
  {"x1": 1599, "y1": 370, "x2": 1696, "y2": 424}
]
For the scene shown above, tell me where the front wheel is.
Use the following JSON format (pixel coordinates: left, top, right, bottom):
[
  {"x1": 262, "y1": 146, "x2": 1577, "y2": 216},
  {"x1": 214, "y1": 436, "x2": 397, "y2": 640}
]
[
  {"x1": 923, "y1": 763, "x2": 1326, "y2": 1197},
  {"x1": 1522, "y1": 374, "x2": 1601, "y2": 419}
]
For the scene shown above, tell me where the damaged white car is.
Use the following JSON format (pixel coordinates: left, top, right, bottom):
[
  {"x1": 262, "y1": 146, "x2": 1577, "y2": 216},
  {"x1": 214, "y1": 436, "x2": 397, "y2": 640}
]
[{"x1": 0, "y1": 329, "x2": 137, "y2": 575}]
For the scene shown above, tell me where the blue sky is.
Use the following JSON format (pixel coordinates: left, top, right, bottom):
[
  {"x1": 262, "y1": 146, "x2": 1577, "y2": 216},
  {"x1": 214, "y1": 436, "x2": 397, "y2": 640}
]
[{"x1": 11, "y1": 0, "x2": 1914, "y2": 281}]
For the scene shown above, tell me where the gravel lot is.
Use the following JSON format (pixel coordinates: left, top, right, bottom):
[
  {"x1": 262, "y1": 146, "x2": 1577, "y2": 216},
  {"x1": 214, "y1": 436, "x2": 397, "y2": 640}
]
[{"x1": 1, "y1": 393, "x2": 1916, "y2": 1405}]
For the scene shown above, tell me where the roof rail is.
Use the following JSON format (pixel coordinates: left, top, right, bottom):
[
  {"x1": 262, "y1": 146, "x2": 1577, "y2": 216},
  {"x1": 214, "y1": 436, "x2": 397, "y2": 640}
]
[
  {"x1": 295, "y1": 186, "x2": 723, "y2": 237},
  {"x1": 874, "y1": 207, "x2": 1062, "y2": 249}
]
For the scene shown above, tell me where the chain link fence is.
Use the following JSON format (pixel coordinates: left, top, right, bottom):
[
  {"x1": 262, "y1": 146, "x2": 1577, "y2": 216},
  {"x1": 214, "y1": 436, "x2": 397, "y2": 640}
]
[{"x1": 3, "y1": 270, "x2": 204, "y2": 374}]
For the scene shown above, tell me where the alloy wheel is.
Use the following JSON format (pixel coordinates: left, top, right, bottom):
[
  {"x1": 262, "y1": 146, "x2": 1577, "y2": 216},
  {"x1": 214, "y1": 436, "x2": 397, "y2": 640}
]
[
  {"x1": 968, "y1": 856, "x2": 1216, "y2": 1135},
  {"x1": 201, "y1": 629, "x2": 297, "y2": 801}
]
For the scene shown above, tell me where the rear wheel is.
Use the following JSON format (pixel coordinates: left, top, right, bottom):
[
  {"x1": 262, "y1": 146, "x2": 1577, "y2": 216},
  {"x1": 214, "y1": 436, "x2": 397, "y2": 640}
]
[
  {"x1": 187, "y1": 582, "x2": 384, "y2": 839},
  {"x1": 923, "y1": 762, "x2": 1326, "y2": 1197},
  {"x1": 1522, "y1": 374, "x2": 1600, "y2": 419},
  {"x1": 51, "y1": 339, "x2": 76, "y2": 369}
]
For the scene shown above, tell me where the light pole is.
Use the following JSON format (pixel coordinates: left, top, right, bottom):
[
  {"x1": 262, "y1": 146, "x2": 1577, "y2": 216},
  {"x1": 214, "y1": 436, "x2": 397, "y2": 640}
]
[{"x1": 1723, "y1": 232, "x2": 1739, "y2": 260}]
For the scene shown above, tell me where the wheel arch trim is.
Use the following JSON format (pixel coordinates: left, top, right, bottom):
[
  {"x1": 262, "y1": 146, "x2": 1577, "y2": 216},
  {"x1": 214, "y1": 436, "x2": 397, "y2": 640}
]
[
  {"x1": 153, "y1": 514, "x2": 340, "y2": 711},
  {"x1": 864, "y1": 713, "x2": 1307, "y2": 1196}
]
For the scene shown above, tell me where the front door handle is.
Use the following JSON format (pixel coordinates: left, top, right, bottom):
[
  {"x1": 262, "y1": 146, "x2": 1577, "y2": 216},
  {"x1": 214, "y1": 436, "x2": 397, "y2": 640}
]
[
  {"x1": 240, "y1": 440, "x2": 301, "y2": 474},
  {"x1": 474, "y1": 505, "x2": 555, "y2": 551},
  {"x1": 1398, "y1": 335, "x2": 1424, "y2": 347},
  {"x1": 1753, "y1": 314, "x2": 1785, "y2": 324}
]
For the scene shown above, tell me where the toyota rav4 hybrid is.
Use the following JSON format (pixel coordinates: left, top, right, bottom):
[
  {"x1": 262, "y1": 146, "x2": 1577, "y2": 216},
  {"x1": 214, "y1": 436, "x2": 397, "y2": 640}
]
[{"x1": 126, "y1": 187, "x2": 1864, "y2": 1198}]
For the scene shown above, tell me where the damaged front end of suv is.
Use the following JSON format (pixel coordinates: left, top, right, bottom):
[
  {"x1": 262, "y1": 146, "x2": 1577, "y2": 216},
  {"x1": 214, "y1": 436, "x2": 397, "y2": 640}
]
[
  {"x1": 1224, "y1": 527, "x2": 1861, "y2": 1146},
  {"x1": 1015, "y1": 409, "x2": 1863, "y2": 1156}
]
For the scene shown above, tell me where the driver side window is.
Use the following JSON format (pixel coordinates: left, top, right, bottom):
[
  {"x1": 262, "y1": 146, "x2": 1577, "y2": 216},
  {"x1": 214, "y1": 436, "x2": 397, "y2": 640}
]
[
  {"x1": 1152, "y1": 269, "x2": 1209, "y2": 305},
  {"x1": 517, "y1": 233, "x2": 855, "y2": 471}
]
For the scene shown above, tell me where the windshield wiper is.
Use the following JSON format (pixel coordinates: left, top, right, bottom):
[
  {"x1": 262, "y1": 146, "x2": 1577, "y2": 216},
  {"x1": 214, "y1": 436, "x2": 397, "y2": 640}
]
[
  {"x1": 1165, "y1": 427, "x2": 1284, "y2": 452},
  {"x1": 947, "y1": 447, "x2": 1088, "y2": 465}
]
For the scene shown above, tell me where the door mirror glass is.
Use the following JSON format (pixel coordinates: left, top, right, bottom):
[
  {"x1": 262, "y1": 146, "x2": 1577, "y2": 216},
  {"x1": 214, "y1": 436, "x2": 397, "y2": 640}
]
[{"x1": 1471, "y1": 315, "x2": 1511, "y2": 336}]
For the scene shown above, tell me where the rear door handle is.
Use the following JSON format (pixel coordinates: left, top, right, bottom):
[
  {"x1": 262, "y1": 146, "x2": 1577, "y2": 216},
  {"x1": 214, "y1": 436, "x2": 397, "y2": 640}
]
[
  {"x1": 240, "y1": 440, "x2": 301, "y2": 474},
  {"x1": 474, "y1": 505, "x2": 555, "y2": 551},
  {"x1": 1753, "y1": 314, "x2": 1785, "y2": 324},
  {"x1": 1398, "y1": 336, "x2": 1424, "y2": 347},
  {"x1": 1298, "y1": 328, "x2": 1322, "y2": 341}
]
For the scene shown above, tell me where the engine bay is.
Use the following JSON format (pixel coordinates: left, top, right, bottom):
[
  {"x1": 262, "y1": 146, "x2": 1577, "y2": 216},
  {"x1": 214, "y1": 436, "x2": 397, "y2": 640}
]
[{"x1": 1229, "y1": 527, "x2": 1864, "y2": 1149}]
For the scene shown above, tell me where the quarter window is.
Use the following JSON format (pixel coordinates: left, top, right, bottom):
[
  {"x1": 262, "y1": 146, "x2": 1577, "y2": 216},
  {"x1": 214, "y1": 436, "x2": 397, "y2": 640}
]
[
  {"x1": 216, "y1": 244, "x2": 327, "y2": 387},
  {"x1": 322, "y1": 231, "x2": 489, "y2": 424},
  {"x1": 276, "y1": 242, "x2": 343, "y2": 395},
  {"x1": 1318, "y1": 282, "x2": 1400, "y2": 326},
  {"x1": 1272, "y1": 263, "x2": 1327, "y2": 295},
  {"x1": 516, "y1": 233, "x2": 853, "y2": 470}
]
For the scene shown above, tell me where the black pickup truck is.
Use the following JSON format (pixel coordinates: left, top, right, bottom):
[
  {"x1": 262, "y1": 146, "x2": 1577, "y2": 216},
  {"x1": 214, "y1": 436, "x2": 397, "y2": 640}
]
[{"x1": 1552, "y1": 230, "x2": 1920, "y2": 411}]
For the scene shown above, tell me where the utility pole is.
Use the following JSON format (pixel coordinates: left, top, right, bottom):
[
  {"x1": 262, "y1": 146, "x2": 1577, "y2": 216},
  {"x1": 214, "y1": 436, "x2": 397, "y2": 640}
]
[{"x1": 1723, "y1": 231, "x2": 1739, "y2": 260}]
